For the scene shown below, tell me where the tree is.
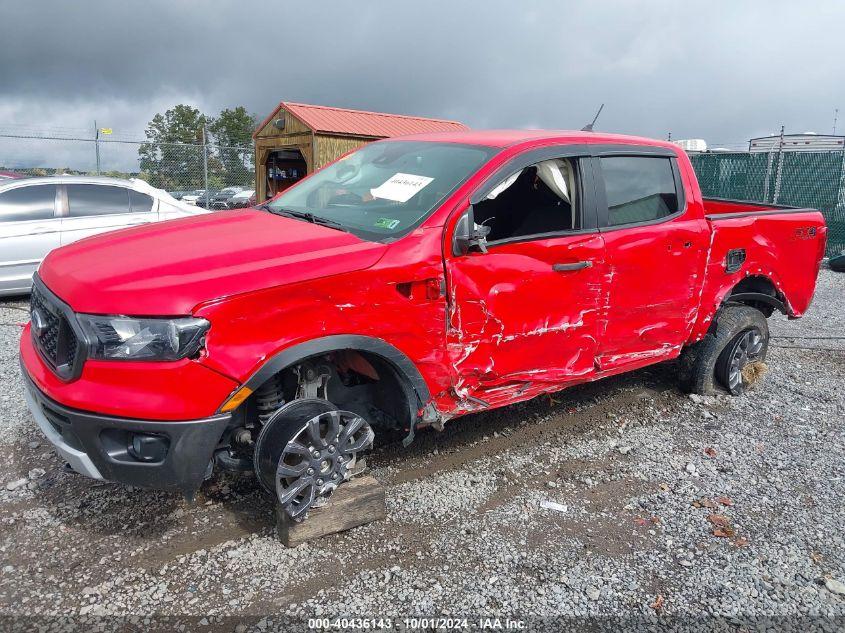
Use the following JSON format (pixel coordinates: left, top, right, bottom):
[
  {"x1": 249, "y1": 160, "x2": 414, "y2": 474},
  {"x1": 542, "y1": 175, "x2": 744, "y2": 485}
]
[
  {"x1": 138, "y1": 104, "x2": 208, "y2": 190},
  {"x1": 208, "y1": 106, "x2": 257, "y2": 188},
  {"x1": 138, "y1": 104, "x2": 257, "y2": 192}
]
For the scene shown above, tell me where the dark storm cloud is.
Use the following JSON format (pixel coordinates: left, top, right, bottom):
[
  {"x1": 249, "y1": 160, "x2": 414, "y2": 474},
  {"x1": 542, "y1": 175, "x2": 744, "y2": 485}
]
[{"x1": 2, "y1": 0, "x2": 844, "y2": 153}]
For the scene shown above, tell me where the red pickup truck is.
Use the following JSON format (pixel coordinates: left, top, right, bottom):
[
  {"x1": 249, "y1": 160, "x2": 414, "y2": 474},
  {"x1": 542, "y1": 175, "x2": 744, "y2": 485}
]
[{"x1": 20, "y1": 130, "x2": 826, "y2": 519}]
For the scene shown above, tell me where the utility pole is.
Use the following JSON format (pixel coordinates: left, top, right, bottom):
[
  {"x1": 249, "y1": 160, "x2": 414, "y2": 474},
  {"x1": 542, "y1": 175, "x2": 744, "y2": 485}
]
[
  {"x1": 667, "y1": 132, "x2": 672, "y2": 141},
  {"x1": 773, "y1": 125, "x2": 785, "y2": 204},
  {"x1": 834, "y1": 108, "x2": 839, "y2": 135},
  {"x1": 202, "y1": 123, "x2": 209, "y2": 207},
  {"x1": 94, "y1": 120, "x2": 101, "y2": 175}
]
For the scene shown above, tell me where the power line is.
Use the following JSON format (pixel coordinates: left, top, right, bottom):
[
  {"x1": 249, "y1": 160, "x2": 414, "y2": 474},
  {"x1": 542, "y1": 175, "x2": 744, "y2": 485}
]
[{"x1": 0, "y1": 132, "x2": 201, "y2": 146}]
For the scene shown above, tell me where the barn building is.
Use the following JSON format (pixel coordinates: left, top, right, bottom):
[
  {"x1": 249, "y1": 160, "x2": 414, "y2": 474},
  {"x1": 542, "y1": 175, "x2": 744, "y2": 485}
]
[{"x1": 252, "y1": 102, "x2": 467, "y2": 202}]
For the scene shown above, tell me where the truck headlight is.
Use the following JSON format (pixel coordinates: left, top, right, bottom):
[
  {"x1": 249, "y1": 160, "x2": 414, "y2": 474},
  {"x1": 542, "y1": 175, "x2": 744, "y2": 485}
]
[{"x1": 77, "y1": 315, "x2": 210, "y2": 361}]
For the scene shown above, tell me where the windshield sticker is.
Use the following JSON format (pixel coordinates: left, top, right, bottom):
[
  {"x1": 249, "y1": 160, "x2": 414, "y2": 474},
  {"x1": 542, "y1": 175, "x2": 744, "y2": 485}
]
[
  {"x1": 370, "y1": 173, "x2": 434, "y2": 203},
  {"x1": 374, "y1": 217, "x2": 401, "y2": 229}
]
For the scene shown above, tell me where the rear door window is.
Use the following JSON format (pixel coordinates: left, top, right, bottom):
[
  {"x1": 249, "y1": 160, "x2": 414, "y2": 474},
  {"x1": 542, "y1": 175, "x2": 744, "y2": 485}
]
[
  {"x1": 599, "y1": 156, "x2": 679, "y2": 226},
  {"x1": 0, "y1": 185, "x2": 57, "y2": 222},
  {"x1": 66, "y1": 184, "x2": 131, "y2": 217},
  {"x1": 129, "y1": 190, "x2": 154, "y2": 212}
]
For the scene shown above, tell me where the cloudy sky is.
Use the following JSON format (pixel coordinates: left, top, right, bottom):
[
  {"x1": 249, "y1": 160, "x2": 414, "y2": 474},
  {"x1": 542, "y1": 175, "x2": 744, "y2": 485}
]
[{"x1": 1, "y1": 1, "x2": 843, "y2": 171}]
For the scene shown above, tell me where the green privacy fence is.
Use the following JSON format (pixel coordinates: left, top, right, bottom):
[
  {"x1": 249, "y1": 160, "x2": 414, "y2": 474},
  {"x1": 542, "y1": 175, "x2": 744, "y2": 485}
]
[{"x1": 688, "y1": 150, "x2": 845, "y2": 257}]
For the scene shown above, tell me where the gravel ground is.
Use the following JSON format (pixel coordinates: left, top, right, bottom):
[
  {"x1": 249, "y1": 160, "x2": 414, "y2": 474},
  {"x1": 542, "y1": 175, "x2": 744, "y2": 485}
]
[{"x1": 0, "y1": 270, "x2": 842, "y2": 630}]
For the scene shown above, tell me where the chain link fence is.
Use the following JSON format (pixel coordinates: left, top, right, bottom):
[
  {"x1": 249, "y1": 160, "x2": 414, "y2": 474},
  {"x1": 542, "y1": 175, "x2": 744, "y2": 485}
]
[
  {"x1": 0, "y1": 133, "x2": 255, "y2": 202},
  {"x1": 689, "y1": 150, "x2": 845, "y2": 257},
  {"x1": 2, "y1": 132, "x2": 843, "y2": 255}
]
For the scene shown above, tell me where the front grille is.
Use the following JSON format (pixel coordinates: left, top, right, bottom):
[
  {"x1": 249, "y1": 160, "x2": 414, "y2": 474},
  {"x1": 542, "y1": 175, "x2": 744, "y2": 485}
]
[
  {"x1": 65, "y1": 332, "x2": 78, "y2": 367},
  {"x1": 30, "y1": 281, "x2": 83, "y2": 380},
  {"x1": 30, "y1": 286, "x2": 62, "y2": 366}
]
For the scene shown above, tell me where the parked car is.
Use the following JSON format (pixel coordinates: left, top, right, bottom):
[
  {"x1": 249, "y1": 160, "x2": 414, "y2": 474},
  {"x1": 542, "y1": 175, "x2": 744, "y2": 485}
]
[
  {"x1": 0, "y1": 171, "x2": 24, "y2": 181},
  {"x1": 208, "y1": 187, "x2": 245, "y2": 210},
  {"x1": 20, "y1": 131, "x2": 826, "y2": 522},
  {"x1": 181, "y1": 189, "x2": 212, "y2": 205},
  {"x1": 167, "y1": 190, "x2": 192, "y2": 200},
  {"x1": 0, "y1": 175, "x2": 209, "y2": 295},
  {"x1": 194, "y1": 190, "x2": 221, "y2": 209},
  {"x1": 180, "y1": 190, "x2": 203, "y2": 205},
  {"x1": 223, "y1": 189, "x2": 255, "y2": 209}
]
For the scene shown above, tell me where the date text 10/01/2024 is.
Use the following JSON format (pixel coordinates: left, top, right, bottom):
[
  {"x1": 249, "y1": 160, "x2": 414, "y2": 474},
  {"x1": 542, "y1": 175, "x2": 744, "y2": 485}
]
[{"x1": 307, "y1": 617, "x2": 527, "y2": 630}]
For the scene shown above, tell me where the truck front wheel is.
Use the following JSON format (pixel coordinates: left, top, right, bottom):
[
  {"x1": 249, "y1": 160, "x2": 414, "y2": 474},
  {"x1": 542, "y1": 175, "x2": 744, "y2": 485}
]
[
  {"x1": 253, "y1": 398, "x2": 375, "y2": 522},
  {"x1": 679, "y1": 305, "x2": 769, "y2": 396}
]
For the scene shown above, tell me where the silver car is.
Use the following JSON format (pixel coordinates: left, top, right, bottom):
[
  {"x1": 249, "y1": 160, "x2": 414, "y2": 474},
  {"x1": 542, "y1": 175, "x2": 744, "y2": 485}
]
[{"x1": 0, "y1": 176, "x2": 209, "y2": 296}]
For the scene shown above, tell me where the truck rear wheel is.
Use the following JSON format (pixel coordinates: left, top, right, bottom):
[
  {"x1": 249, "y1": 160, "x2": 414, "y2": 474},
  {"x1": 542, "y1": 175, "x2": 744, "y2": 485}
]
[{"x1": 679, "y1": 305, "x2": 769, "y2": 396}]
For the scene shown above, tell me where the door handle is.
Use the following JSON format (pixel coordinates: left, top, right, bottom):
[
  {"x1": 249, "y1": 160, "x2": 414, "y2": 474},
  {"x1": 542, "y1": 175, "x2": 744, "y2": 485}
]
[
  {"x1": 552, "y1": 261, "x2": 593, "y2": 272},
  {"x1": 28, "y1": 227, "x2": 54, "y2": 235}
]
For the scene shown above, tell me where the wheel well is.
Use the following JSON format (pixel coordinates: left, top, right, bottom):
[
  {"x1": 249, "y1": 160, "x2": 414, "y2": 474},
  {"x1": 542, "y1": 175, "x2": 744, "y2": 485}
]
[
  {"x1": 246, "y1": 348, "x2": 418, "y2": 435},
  {"x1": 723, "y1": 275, "x2": 786, "y2": 317}
]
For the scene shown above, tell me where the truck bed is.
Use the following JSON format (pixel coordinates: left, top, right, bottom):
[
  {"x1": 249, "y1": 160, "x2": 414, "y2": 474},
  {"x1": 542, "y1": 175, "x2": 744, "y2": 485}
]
[
  {"x1": 703, "y1": 197, "x2": 812, "y2": 219},
  {"x1": 700, "y1": 197, "x2": 827, "y2": 319}
]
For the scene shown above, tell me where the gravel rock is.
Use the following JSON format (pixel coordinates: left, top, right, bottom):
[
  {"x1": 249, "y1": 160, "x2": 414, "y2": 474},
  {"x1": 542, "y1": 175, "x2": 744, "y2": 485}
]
[
  {"x1": 825, "y1": 578, "x2": 845, "y2": 595},
  {"x1": 5, "y1": 478, "x2": 27, "y2": 491},
  {"x1": 0, "y1": 270, "x2": 842, "y2": 621}
]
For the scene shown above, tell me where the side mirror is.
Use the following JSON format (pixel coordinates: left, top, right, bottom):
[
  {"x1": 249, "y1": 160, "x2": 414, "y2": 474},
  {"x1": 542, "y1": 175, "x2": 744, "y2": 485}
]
[{"x1": 452, "y1": 206, "x2": 491, "y2": 256}]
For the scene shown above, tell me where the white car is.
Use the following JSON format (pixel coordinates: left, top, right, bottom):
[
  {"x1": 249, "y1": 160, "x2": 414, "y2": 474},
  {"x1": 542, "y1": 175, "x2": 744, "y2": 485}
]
[
  {"x1": 181, "y1": 190, "x2": 206, "y2": 205},
  {"x1": 0, "y1": 176, "x2": 210, "y2": 296},
  {"x1": 223, "y1": 189, "x2": 255, "y2": 209}
]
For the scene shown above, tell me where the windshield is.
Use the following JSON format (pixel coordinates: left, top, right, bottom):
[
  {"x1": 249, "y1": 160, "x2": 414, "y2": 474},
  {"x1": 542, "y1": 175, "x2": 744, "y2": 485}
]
[{"x1": 265, "y1": 141, "x2": 495, "y2": 240}]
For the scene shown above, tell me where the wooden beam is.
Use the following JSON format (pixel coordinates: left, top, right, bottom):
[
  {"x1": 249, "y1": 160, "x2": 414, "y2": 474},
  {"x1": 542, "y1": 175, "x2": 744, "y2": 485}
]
[{"x1": 275, "y1": 475, "x2": 386, "y2": 547}]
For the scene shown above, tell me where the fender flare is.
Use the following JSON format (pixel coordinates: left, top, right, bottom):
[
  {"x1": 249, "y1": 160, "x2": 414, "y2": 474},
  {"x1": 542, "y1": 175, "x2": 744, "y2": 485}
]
[
  {"x1": 240, "y1": 335, "x2": 431, "y2": 420},
  {"x1": 724, "y1": 291, "x2": 788, "y2": 315}
]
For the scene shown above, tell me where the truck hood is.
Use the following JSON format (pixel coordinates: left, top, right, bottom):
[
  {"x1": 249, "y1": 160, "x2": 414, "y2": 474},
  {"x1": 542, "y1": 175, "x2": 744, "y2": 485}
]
[{"x1": 40, "y1": 209, "x2": 387, "y2": 315}]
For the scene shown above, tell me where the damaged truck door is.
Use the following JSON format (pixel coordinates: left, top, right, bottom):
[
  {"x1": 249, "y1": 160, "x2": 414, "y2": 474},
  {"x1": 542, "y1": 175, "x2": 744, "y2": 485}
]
[
  {"x1": 445, "y1": 148, "x2": 607, "y2": 410},
  {"x1": 593, "y1": 152, "x2": 710, "y2": 370}
]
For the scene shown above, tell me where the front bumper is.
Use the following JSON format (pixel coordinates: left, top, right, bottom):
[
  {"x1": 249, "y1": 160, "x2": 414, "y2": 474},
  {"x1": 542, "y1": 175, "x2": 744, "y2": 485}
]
[{"x1": 22, "y1": 366, "x2": 231, "y2": 496}]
